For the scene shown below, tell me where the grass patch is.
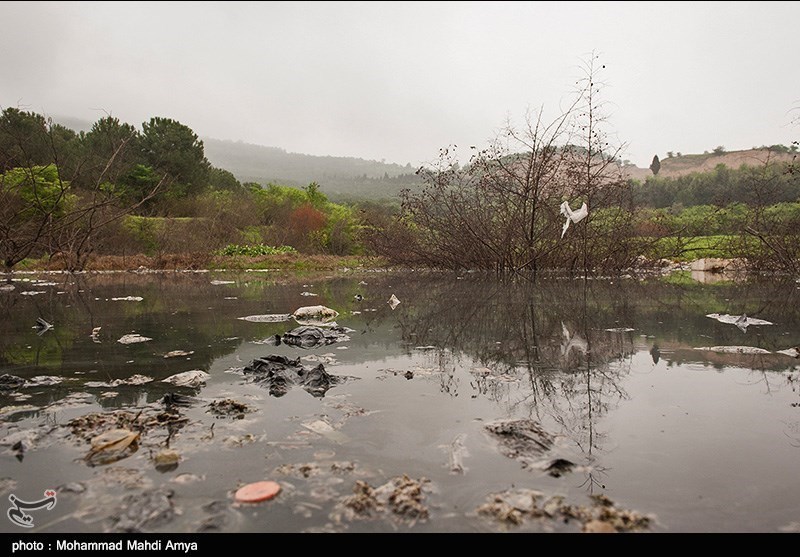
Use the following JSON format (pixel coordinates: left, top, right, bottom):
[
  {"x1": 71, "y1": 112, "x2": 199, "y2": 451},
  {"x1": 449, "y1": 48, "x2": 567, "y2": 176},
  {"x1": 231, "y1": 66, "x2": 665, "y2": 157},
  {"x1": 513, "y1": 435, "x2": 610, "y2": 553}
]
[
  {"x1": 214, "y1": 244, "x2": 297, "y2": 257},
  {"x1": 659, "y1": 270, "x2": 695, "y2": 285},
  {"x1": 646, "y1": 235, "x2": 736, "y2": 262},
  {"x1": 208, "y1": 253, "x2": 383, "y2": 272}
]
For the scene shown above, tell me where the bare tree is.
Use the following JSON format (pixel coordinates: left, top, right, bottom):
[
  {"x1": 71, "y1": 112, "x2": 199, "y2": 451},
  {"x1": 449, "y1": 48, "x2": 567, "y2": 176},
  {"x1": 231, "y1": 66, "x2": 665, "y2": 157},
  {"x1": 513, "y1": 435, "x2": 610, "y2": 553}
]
[{"x1": 370, "y1": 54, "x2": 640, "y2": 279}]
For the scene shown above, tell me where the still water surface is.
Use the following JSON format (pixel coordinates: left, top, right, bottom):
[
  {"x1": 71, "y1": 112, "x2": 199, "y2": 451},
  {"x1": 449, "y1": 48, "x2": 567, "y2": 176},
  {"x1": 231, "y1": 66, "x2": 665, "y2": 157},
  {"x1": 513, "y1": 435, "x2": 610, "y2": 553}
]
[{"x1": 1, "y1": 270, "x2": 799, "y2": 533}]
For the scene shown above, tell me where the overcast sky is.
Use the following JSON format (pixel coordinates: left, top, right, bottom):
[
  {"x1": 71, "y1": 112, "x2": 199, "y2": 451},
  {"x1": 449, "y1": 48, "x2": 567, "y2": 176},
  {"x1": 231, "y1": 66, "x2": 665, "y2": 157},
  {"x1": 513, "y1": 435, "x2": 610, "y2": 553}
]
[{"x1": 2, "y1": 1, "x2": 799, "y2": 168}]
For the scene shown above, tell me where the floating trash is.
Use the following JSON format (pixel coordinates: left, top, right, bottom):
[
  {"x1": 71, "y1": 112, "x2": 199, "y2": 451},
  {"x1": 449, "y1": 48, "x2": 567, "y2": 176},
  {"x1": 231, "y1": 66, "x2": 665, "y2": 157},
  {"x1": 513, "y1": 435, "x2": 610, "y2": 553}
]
[
  {"x1": 300, "y1": 291, "x2": 318, "y2": 297},
  {"x1": 302, "y1": 419, "x2": 349, "y2": 444},
  {"x1": 34, "y1": 317, "x2": 53, "y2": 335},
  {"x1": 440, "y1": 434, "x2": 468, "y2": 474},
  {"x1": 0, "y1": 374, "x2": 26, "y2": 391},
  {"x1": 694, "y1": 346, "x2": 772, "y2": 354},
  {"x1": 235, "y1": 481, "x2": 281, "y2": 503},
  {"x1": 243, "y1": 355, "x2": 350, "y2": 398},
  {"x1": 293, "y1": 305, "x2": 339, "y2": 323},
  {"x1": 117, "y1": 333, "x2": 153, "y2": 345},
  {"x1": 387, "y1": 294, "x2": 400, "y2": 310},
  {"x1": 281, "y1": 325, "x2": 350, "y2": 349},
  {"x1": 84, "y1": 374, "x2": 154, "y2": 388},
  {"x1": 162, "y1": 370, "x2": 211, "y2": 388},
  {"x1": 0, "y1": 404, "x2": 39, "y2": 418},
  {"x1": 477, "y1": 490, "x2": 651, "y2": 532},
  {"x1": 238, "y1": 314, "x2": 292, "y2": 323},
  {"x1": 163, "y1": 350, "x2": 195, "y2": 359},
  {"x1": 706, "y1": 313, "x2": 773, "y2": 332},
  {"x1": 25, "y1": 375, "x2": 64, "y2": 387},
  {"x1": 153, "y1": 449, "x2": 181, "y2": 472},
  {"x1": 85, "y1": 428, "x2": 140, "y2": 466},
  {"x1": 207, "y1": 398, "x2": 252, "y2": 418},
  {"x1": 336, "y1": 475, "x2": 430, "y2": 524}
]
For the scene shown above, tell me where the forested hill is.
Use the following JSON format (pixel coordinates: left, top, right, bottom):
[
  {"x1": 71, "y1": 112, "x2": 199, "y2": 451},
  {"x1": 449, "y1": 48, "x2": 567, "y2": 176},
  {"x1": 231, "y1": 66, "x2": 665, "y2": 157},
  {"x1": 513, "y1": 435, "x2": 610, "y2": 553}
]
[
  {"x1": 48, "y1": 115, "x2": 422, "y2": 201},
  {"x1": 202, "y1": 137, "x2": 421, "y2": 201}
]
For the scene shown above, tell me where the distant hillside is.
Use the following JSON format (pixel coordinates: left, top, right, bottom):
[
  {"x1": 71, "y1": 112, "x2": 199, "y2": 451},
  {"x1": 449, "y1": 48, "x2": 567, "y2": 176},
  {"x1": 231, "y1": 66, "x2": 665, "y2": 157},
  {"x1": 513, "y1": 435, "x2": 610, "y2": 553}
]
[
  {"x1": 50, "y1": 115, "x2": 796, "y2": 200},
  {"x1": 202, "y1": 138, "x2": 420, "y2": 200},
  {"x1": 624, "y1": 148, "x2": 797, "y2": 181}
]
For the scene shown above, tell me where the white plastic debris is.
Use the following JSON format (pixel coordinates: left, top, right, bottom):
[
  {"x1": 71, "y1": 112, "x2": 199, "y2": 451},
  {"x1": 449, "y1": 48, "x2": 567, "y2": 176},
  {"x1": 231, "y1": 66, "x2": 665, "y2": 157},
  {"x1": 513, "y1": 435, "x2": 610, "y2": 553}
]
[
  {"x1": 388, "y1": 294, "x2": 400, "y2": 310},
  {"x1": 238, "y1": 314, "x2": 293, "y2": 323},
  {"x1": 292, "y1": 305, "x2": 339, "y2": 322},
  {"x1": 694, "y1": 346, "x2": 772, "y2": 354},
  {"x1": 161, "y1": 370, "x2": 211, "y2": 387},
  {"x1": 705, "y1": 313, "x2": 773, "y2": 332},
  {"x1": 117, "y1": 333, "x2": 153, "y2": 345},
  {"x1": 301, "y1": 419, "x2": 349, "y2": 444},
  {"x1": 560, "y1": 200, "x2": 588, "y2": 238},
  {"x1": 163, "y1": 350, "x2": 194, "y2": 358}
]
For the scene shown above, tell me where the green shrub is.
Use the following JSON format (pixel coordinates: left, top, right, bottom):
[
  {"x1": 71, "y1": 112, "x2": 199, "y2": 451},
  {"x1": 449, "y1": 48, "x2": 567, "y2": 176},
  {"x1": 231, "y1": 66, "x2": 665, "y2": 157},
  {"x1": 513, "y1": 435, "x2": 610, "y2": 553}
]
[{"x1": 214, "y1": 244, "x2": 298, "y2": 257}]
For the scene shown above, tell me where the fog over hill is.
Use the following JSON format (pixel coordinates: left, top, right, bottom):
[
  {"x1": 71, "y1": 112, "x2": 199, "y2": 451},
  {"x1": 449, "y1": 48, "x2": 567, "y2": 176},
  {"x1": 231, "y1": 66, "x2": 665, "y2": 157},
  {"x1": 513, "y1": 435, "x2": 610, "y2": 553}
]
[
  {"x1": 201, "y1": 137, "x2": 420, "y2": 200},
  {"x1": 49, "y1": 114, "x2": 796, "y2": 202}
]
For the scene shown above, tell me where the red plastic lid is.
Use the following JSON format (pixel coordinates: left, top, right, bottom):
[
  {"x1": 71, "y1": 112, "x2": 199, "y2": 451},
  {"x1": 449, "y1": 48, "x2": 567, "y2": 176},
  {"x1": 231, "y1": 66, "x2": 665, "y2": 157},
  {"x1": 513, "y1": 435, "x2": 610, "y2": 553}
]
[{"x1": 235, "y1": 480, "x2": 281, "y2": 503}]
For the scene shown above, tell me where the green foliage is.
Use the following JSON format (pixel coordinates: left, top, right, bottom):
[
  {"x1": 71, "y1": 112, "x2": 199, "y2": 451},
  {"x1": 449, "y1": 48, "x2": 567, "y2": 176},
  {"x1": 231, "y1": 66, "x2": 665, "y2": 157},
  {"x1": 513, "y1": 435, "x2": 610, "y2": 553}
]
[
  {"x1": 659, "y1": 270, "x2": 695, "y2": 286},
  {"x1": 304, "y1": 181, "x2": 325, "y2": 207},
  {"x1": 0, "y1": 165, "x2": 74, "y2": 217},
  {"x1": 649, "y1": 155, "x2": 661, "y2": 176},
  {"x1": 250, "y1": 182, "x2": 362, "y2": 254},
  {"x1": 122, "y1": 215, "x2": 161, "y2": 254},
  {"x1": 634, "y1": 162, "x2": 799, "y2": 208},
  {"x1": 239, "y1": 226, "x2": 264, "y2": 244},
  {"x1": 140, "y1": 117, "x2": 210, "y2": 196},
  {"x1": 646, "y1": 235, "x2": 736, "y2": 262},
  {"x1": 118, "y1": 164, "x2": 161, "y2": 205},
  {"x1": 215, "y1": 243, "x2": 297, "y2": 257},
  {"x1": 79, "y1": 116, "x2": 140, "y2": 186},
  {"x1": 208, "y1": 166, "x2": 242, "y2": 191},
  {"x1": 0, "y1": 108, "x2": 52, "y2": 171}
]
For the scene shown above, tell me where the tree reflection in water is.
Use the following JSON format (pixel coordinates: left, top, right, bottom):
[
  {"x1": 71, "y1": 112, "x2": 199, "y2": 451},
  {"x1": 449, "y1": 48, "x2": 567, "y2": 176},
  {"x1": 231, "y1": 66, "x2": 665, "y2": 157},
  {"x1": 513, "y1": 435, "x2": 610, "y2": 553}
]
[{"x1": 387, "y1": 275, "x2": 639, "y2": 487}]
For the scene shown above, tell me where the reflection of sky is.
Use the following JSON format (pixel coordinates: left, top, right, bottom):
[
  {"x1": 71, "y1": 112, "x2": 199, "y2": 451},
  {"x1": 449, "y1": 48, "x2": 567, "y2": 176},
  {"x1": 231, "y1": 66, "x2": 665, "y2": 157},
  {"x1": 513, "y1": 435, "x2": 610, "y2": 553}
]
[{"x1": 603, "y1": 350, "x2": 800, "y2": 532}]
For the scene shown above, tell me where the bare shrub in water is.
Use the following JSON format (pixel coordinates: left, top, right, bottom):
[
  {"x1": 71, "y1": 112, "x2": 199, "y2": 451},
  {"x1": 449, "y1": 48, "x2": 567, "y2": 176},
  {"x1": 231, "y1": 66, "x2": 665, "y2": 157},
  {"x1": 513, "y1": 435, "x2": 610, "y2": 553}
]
[{"x1": 370, "y1": 55, "x2": 642, "y2": 278}]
